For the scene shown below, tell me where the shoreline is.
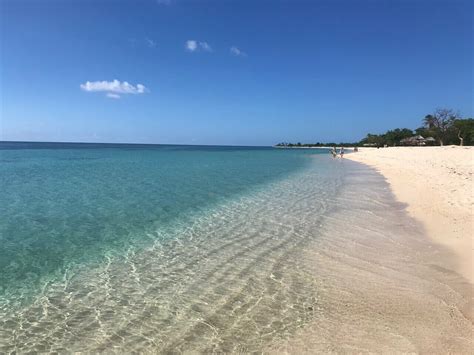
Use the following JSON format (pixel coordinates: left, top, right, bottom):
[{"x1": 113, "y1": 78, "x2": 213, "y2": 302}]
[
  {"x1": 270, "y1": 157, "x2": 472, "y2": 353},
  {"x1": 345, "y1": 146, "x2": 473, "y2": 284}
]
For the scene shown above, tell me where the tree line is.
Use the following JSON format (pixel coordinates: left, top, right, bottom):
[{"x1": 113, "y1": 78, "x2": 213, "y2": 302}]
[
  {"x1": 275, "y1": 108, "x2": 474, "y2": 148},
  {"x1": 361, "y1": 109, "x2": 473, "y2": 146}
]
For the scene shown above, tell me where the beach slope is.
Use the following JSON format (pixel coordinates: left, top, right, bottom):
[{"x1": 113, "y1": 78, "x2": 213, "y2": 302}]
[{"x1": 346, "y1": 146, "x2": 473, "y2": 283}]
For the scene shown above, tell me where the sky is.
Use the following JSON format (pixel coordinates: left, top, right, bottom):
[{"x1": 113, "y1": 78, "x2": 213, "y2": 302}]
[{"x1": 1, "y1": 0, "x2": 472, "y2": 146}]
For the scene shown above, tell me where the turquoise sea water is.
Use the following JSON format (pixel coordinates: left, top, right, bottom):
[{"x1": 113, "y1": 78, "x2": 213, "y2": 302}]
[
  {"x1": 1, "y1": 144, "x2": 322, "y2": 301},
  {"x1": 2, "y1": 143, "x2": 346, "y2": 352}
]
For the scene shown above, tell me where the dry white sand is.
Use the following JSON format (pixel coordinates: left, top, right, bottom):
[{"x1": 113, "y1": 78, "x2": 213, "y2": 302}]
[{"x1": 346, "y1": 146, "x2": 473, "y2": 284}]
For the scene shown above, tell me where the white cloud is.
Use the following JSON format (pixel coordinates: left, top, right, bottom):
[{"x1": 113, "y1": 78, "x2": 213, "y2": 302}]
[
  {"x1": 185, "y1": 40, "x2": 212, "y2": 52},
  {"x1": 230, "y1": 46, "x2": 247, "y2": 57},
  {"x1": 80, "y1": 80, "x2": 148, "y2": 99},
  {"x1": 186, "y1": 40, "x2": 198, "y2": 52}
]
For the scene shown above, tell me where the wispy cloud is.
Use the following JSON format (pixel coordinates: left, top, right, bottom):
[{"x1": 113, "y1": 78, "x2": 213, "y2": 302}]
[
  {"x1": 80, "y1": 80, "x2": 148, "y2": 99},
  {"x1": 106, "y1": 93, "x2": 121, "y2": 99},
  {"x1": 146, "y1": 38, "x2": 157, "y2": 48},
  {"x1": 185, "y1": 40, "x2": 212, "y2": 52},
  {"x1": 129, "y1": 37, "x2": 157, "y2": 49},
  {"x1": 199, "y1": 41, "x2": 212, "y2": 52},
  {"x1": 230, "y1": 46, "x2": 247, "y2": 57}
]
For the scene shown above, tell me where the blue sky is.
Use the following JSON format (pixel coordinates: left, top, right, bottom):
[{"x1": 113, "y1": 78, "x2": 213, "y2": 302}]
[{"x1": 1, "y1": 0, "x2": 472, "y2": 145}]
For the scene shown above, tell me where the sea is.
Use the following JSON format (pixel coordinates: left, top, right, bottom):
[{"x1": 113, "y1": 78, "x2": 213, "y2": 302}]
[{"x1": 0, "y1": 142, "x2": 471, "y2": 353}]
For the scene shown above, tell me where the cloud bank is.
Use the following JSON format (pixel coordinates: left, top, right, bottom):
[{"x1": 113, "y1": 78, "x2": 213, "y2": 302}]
[
  {"x1": 186, "y1": 40, "x2": 212, "y2": 52},
  {"x1": 80, "y1": 80, "x2": 148, "y2": 99}
]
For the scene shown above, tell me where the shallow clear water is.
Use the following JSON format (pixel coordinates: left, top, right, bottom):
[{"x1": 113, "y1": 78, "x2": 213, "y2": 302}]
[
  {"x1": 1, "y1": 143, "x2": 339, "y2": 352},
  {"x1": 0, "y1": 144, "x2": 320, "y2": 302}
]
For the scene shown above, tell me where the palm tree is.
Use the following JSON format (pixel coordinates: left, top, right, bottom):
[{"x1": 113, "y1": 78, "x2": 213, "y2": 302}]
[{"x1": 423, "y1": 114, "x2": 436, "y2": 129}]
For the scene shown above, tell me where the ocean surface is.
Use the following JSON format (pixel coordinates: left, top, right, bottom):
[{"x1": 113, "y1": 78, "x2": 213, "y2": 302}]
[
  {"x1": 1, "y1": 142, "x2": 470, "y2": 353},
  {"x1": 0, "y1": 143, "x2": 337, "y2": 351}
]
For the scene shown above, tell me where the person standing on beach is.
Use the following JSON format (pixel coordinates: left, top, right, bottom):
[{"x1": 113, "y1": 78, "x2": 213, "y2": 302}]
[
  {"x1": 331, "y1": 147, "x2": 337, "y2": 158},
  {"x1": 340, "y1": 147, "x2": 344, "y2": 158}
]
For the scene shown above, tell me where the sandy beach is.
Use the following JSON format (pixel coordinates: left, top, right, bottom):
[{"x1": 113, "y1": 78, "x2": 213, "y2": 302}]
[
  {"x1": 268, "y1": 149, "x2": 473, "y2": 353},
  {"x1": 346, "y1": 146, "x2": 473, "y2": 284}
]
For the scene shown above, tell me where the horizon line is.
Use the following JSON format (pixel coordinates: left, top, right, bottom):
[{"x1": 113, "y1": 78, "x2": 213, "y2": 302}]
[{"x1": 0, "y1": 140, "x2": 275, "y2": 148}]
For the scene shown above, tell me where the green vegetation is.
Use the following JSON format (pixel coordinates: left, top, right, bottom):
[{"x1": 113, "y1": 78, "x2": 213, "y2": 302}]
[
  {"x1": 360, "y1": 128, "x2": 414, "y2": 147},
  {"x1": 362, "y1": 109, "x2": 473, "y2": 147},
  {"x1": 276, "y1": 108, "x2": 474, "y2": 148}
]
